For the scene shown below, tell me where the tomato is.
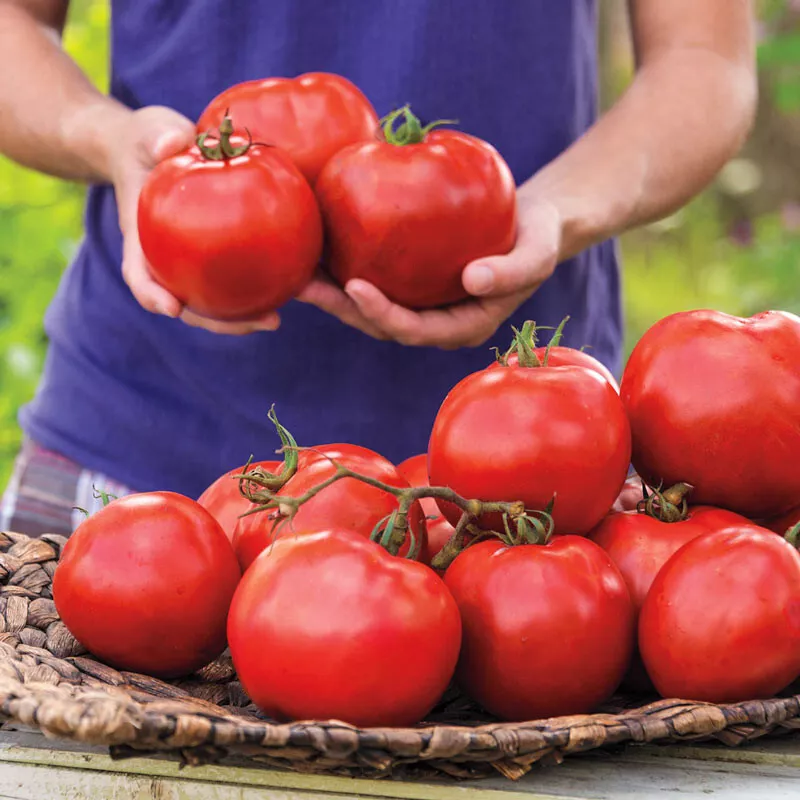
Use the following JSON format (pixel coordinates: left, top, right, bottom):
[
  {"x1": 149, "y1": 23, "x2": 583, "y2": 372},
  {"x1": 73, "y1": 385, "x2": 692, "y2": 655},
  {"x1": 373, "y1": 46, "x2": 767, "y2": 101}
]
[
  {"x1": 639, "y1": 527, "x2": 800, "y2": 702},
  {"x1": 428, "y1": 354, "x2": 631, "y2": 536},
  {"x1": 197, "y1": 460, "x2": 282, "y2": 542},
  {"x1": 621, "y1": 310, "x2": 800, "y2": 519},
  {"x1": 766, "y1": 506, "x2": 800, "y2": 536},
  {"x1": 396, "y1": 454, "x2": 455, "y2": 566},
  {"x1": 228, "y1": 530, "x2": 461, "y2": 727},
  {"x1": 138, "y1": 118, "x2": 323, "y2": 321},
  {"x1": 197, "y1": 72, "x2": 379, "y2": 184},
  {"x1": 53, "y1": 492, "x2": 240, "y2": 678},
  {"x1": 232, "y1": 444, "x2": 426, "y2": 570},
  {"x1": 488, "y1": 346, "x2": 619, "y2": 392},
  {"x1": 315, "y1": 106, "x2": 516, "y2": 309},
  {"x1": 444, "y1": 536, "x2": 634, "y2": 720}
]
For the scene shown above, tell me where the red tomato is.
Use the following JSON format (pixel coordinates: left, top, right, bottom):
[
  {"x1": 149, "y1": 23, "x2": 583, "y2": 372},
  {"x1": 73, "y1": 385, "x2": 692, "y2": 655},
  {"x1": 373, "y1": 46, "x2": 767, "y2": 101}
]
[
  {"x1": 640, "y1": 528, "x2": 800, "y2": 702},
  {"x1": 621, "y1": 310, "x2": 800, "y2": 519},
  {"x1": 197, "y1": 460, "x2": 282, "y2": 542},
  {"x1": 396, "y1": 454, "x2": 455, "y2": 566},
  {"x1": 138, "y1": 126, "x2": 323, "y2": 321},
  {"x1": 488, "y1": 346, "x2": 619, "y2": 392},
  {"x1": 232, "y1": 444, "x2": 426, "y2": 570},
  {"x1": 428, "y1": 363, "x2": 631, "y2": 535},
  {"x1": 315, "y1": 107, "x2": 516, "y2": 309},
  {"x1": 53, "y1": 492, "x2": 241, "y2": 678},
  {"x1": 228, "y1": 530, "x2": 461, "y2": 727},
  {"x1": 197, "y1": 72, "x2": 379, "y2": 184},
  {"x1": 766, "y1": 506, "x2": 800, "y2": 536},
  {"x1": 445, "y1": 536, "x2": 634, "y2": 720}
]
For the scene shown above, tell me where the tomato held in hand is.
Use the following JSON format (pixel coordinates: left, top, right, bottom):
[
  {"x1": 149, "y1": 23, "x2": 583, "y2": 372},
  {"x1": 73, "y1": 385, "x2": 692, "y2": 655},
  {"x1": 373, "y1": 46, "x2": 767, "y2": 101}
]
[
  {"x1": 197, "y1": 460, "x2": 282, "y2": 542},
  {"x1": 445, "y1": 535, "x2": 634, "y2": 720},
  {"x1": 640, "y1": 527, "x2": 800, "y2": 703},
  {"x1": 316, "y1": 106, "x2": 517, "y2": 309},
  {"x1": 228, "y1": 530, "x2": 461, "y2": 727},
  {"x1": 621, "y1": 310, "x2": 800, "y2": 519},
  {"x1": 232, "y1": 444, "x2": 426, "y2": 570},
  {"x1": 396, "y1": 454, "x2": 455, "y2": 566},
  {"x1": 429, "y1": 325, "x2": 631, "y2": 535},
  {"x1": 53, "y1": 492, "x2": 241, "y2": 678},
  {"x1": 138, "y1": 115, "x2": 323, "y2": 321},
  {"x1": 197, "y1": 72, "x2": 379, "y2": 184}
]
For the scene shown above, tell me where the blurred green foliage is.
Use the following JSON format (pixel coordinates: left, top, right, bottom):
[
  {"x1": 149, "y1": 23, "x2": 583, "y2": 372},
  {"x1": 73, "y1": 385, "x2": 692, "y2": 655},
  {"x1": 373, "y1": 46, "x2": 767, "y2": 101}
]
[{"x1": 1, "y1": 1, "x2": 799, "y2": 485}]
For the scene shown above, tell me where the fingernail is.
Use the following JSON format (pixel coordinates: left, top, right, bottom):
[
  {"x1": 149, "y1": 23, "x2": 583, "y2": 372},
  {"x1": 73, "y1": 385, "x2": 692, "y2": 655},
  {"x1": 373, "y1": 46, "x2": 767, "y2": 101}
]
[
  {"x1": 467, "y1": 265, "x2": 494, "y2": 295},
  {"x1": 258, "y1": 316, "x2": 281, "y2": 332}
]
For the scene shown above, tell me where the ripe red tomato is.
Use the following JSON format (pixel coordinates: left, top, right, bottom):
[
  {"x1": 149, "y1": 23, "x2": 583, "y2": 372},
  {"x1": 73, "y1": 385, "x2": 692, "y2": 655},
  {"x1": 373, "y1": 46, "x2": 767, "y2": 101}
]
[
  {"x1": 444, "y1": 536, "x2": 634, "y2": 720},
  {"x1": 228, "y1": 530, "x2": 461, "y2": 727},
  {"x1": 621, "y1": 310, "x2": 800, "y2": 519},
  {"x1": 197, "y1": 72, "x2": 379, "y2": 184},
  {"x1": 138, "y1": 124, "x2": 323, "y2": 321},
  {"x1": 766, "y1": 506, "x2": 800, "y2": 536},
  {"x1": 315, "y1": 107, "x2": 516, "y2": 309},
  {"x1": 197, "y1": 460, "x2": 282, "y2": 542},
  {"x1": 428, "y1": 362, "x2": 631, "y2": 535},
  {"x1": 639, "y1": 527, "x2": 800, "y2": 702},
  {"x1": 396, "y1": 454, "x2": 455, "y2": 566},
  {"x1": 488, "y1": 346, "x2": 619, "y2": 392},
  {"x1": 232, "y1": 444, "x2": 426, "y2": 570},
  {"x1": 53, "y1": 492, "x2": 241, "y2": 678}
]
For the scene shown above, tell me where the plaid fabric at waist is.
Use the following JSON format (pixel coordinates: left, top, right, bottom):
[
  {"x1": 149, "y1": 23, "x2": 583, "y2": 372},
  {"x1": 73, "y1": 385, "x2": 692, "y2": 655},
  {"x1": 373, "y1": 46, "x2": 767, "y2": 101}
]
[{"x1": 0, "y1": 439, "x2": 135, "y2": 537}]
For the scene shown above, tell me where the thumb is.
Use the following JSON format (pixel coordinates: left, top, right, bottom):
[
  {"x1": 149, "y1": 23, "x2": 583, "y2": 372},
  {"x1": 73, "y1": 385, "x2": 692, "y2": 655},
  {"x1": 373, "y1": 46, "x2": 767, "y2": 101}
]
[
  {"x1": 150, "y1": 124, "x2": 195, "y2": 162},
  {"x1": 462, "y1": 201, "x2": 562, "y2": 297}
]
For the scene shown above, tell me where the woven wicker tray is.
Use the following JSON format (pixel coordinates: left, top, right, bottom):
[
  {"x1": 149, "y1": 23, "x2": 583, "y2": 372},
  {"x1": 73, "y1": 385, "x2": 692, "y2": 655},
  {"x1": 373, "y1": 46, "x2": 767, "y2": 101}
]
[{"x1": 0, "y1": 529, "x2": 798, "y2": 780}]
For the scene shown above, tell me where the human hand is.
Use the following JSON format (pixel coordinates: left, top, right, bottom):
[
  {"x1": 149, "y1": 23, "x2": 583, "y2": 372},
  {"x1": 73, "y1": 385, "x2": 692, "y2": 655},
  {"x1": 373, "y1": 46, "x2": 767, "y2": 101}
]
[
  {"x1": 107, "y1": 106, "x2": 281, "y2": 334},
  {"x1": 297, "y1": 194, "x2": 562, "y2": 348}
]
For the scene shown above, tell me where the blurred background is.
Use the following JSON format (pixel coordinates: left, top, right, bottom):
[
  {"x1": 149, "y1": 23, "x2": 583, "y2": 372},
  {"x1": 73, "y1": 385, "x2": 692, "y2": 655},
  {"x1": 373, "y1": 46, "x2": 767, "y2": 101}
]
[{"x1": 1, "y1": 0, "x2": 799, "y2": 483}]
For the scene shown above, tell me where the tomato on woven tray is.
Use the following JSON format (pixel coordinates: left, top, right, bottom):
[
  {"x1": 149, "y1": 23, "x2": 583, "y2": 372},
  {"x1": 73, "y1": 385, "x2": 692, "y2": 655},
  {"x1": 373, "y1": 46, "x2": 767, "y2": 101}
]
[
  {"x1": 590, "y1": 483, "x2": 765, "y2": 691},
  {"x1": 197, "y1": 72, "x2": 379, "y2": 184},
  {"x1": 138, "y1": 112, "x2": 322, "y2": 321},
  {"x1": 428, "y1": 320, "x2": 631, "y2": 536},
  {"x1": 315, "y1": 105, "x2": 517, "y2": 309},
  {"x1": 444, "y1": 520, "x2": 634, "y2": 720},
  {"x1": 621, "y1": 310, "x2": 800, "y2": 519},
  {"x1": 232, "y1": 444, "x2": 426, "y2": 570},
  {"x1": 228, "y1": 529, "x2": 461, "y2": 727},
  {"x1": 53, "y1": 492, "x2": 240, "y2": 678},
  {"x1": 639, "y1": 526, "x2": 800, "y2": 703}
]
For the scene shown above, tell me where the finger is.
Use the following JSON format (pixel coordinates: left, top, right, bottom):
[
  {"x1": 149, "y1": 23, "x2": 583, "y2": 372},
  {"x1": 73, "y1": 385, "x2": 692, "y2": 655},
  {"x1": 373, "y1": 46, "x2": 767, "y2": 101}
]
[
  {"x1": 345, "y1": 280, "x2": 504, "y2": 349},
  {"x1": 180, "y1": 308, "x2": 281, "y2": 335},
  {"x1": 462, "y1": 201, "x2": 561, "y2": 297},
  {"x1": 296, "y1": 275, "x2": 389, "y2": 340}
]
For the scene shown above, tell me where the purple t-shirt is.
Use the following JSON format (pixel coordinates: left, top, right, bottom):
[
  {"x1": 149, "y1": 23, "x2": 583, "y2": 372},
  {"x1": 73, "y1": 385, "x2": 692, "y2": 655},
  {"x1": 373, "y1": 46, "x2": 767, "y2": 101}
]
[{"x1": 21, "y1": 0, "x2": 621, "y2": 496}]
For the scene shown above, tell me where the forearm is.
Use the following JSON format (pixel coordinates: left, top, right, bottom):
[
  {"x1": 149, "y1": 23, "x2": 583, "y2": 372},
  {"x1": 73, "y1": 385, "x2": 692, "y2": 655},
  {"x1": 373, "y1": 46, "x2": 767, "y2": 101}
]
[
  {"x1": 525, "y1": 46, "x2": 757, "y2": 261},
  {"x1": 0, "y1": 2, "x2": 130, "y2": 183}
]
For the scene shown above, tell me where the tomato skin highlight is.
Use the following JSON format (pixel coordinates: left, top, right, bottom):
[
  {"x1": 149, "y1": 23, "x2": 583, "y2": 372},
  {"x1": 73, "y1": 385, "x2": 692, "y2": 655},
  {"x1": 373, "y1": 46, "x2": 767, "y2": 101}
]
[
  {"x1": 227, "y1": 530, "x2": 461, "y2": 727},
  {"x1": 53, "y1": 492, "x2": 241, "y2": 679},
  {"x1": 232, "y1": 444, "x2": 426, "y2": 570},
  {"x1": 428, "y1": 364, "x2": 631, "y2": 536},
  {"x1": 396, "y1": 454, "x2": 454, "y2": 567},
  {"x1": 444, "y1": 536, "x2": 634, "y2": 720},
  {"x1": 315, "y1": 129, "x2": 517, "y2": 309},
  {"x1": 138, "y1": 142, "x2": 323, "y2": 321},
  {"x1": 197, "y1": 460, "x2": 282, "y2": 542},
  {"x1": 639, "y1": 527, "x2": 800, "y2": 703},
  {"x1": 621, "y1": 310, "x2": 800, "y2": 519},
  {"x1": 197, "y1": 72, "x2": 379, "y2": 184}
]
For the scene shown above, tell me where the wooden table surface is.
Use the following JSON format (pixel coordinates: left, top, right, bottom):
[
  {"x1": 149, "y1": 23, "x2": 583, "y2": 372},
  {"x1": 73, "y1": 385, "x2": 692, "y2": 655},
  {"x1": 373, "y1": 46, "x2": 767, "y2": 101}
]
[{"x1": 0, "y1": 728, "x2": 797, "y2": 799}]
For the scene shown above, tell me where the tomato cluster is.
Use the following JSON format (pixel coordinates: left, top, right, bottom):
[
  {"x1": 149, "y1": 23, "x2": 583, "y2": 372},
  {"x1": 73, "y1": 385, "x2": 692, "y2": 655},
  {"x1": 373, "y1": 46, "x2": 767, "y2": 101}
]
[{"x1": 137, "y1": 73, "x2": 517, "y2": 320}]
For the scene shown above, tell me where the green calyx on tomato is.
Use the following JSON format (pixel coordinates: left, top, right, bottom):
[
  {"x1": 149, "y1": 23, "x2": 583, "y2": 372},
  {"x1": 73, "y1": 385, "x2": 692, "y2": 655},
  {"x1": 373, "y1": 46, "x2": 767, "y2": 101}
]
[
  {"x1": 636, "y1": 481, "x2": 694, "y2": 524},
  {"x1": 496, "y1": 316, "x2": 571, "y2": 369},
  {"x1": 196, "y1": 110, "x2": 253, "y2": 160},
  {"x1": 785, "y1": 522, "x2": 800, "y2": 549},
  {"x1": 379, "y1": 105, "x2": 458, "y2": 146}
]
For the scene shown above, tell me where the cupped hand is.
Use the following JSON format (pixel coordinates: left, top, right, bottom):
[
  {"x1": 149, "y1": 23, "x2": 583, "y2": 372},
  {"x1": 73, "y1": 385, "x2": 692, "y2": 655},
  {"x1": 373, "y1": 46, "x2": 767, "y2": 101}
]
[
  {"x1": 297, "y1": 195, "x2": 562, "y2": 349},
  {"x1": 107, "y1": 106, "x2": 281, "y2": 335}
]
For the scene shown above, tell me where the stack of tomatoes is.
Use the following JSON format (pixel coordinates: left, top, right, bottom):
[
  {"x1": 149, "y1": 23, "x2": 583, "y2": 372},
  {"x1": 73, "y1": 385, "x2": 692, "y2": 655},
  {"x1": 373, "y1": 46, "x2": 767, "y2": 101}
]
[{"x1": 137, "y1": 72, "x2": 517, "y2": 321}]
